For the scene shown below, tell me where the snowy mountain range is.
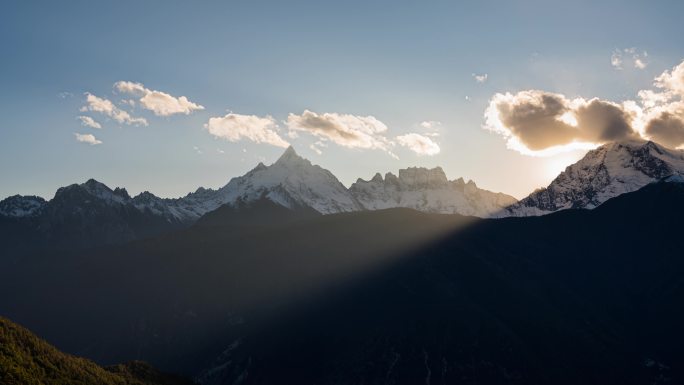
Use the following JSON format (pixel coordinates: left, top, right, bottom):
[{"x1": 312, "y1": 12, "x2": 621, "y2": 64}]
[
  {"x1": 3, "y1": 140, "x2": 684, "y2": 248},
  {"x1": 506, "y1": 140, "x2": 684, "y2": 216},
  {"x1": 0, "y1": 146, "x2": 511, "y2": 222}
]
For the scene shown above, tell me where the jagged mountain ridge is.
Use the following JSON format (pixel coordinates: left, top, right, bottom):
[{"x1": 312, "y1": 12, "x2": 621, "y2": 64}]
[
  {"x1": 507, "y1": 140, "x2": 684, "y2": 216},
  {"x1": 1, "y1": 146, "x2": 515, "y2": 221},
  {"x1": 350, "y1": 166, "x2": 517, "y2": 217}
]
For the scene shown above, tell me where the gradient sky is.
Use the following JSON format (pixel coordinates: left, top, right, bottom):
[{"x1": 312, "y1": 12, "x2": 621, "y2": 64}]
[{"x1": 1, "y1": 0, "x2": 683, "y2": 200}]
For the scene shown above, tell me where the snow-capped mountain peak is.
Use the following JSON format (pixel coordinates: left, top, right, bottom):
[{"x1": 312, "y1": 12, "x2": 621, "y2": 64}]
[
  {"x1": 350, "y1": 166, "x2": 517, "y2": 217},
  {"x1": 274, "y1": 145, "x2": 306, "y2": 165},
  {"x1": 213, "y1": 146, "x2": 363, "y2": 214},
  {"x1": 508, "y1": 139, "x2": 684, "y2": 216},
  {"x1": 0, "y1": 195, "x2": 47, "y2": 218}
]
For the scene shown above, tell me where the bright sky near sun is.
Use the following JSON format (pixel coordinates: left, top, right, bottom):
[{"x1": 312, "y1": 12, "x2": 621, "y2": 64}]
[{"x1": 1, "y1": 0, "x2": 683, "y2": 199}]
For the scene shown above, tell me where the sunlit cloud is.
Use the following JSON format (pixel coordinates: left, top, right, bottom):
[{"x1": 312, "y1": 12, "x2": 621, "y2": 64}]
[
  {"x1": 80, "y1": 93, "x2": 148, "y2": 126},
  {"x1": 204, "y1": 112, "x2": 290, "y2": 148},
  {"x1": 74, "y1": 132, "x2": 102, "y2": 145},
  {"x1": 114, "y1": 81, "x2": 204, "y2": 116},
  {"x1": 286, "y1": 110, "x2": 394, "y2": 154},
  {"x1": 396, "y1": 133, "x2": 440, "y2": 156},
  {"x1": 77, "y1": 115, "x2": 102, "y2": 129},
  {"x1": 484, "y1": 59, "x2": 684, "y2": 154}
]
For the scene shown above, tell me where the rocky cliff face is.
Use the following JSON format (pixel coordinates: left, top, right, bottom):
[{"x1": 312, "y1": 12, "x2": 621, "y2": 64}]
[
  {"x1": 350, "y1": 166, "x2": 517, "y2": 217},
  {"x1": 507, "y1": 140, "x2": 684, "y2": 216}
]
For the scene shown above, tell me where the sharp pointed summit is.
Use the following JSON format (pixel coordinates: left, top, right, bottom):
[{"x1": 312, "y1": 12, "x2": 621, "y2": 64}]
[
  {"x1": 281, "y1": 145, "x2": 298, "y2": 157},
  {"x1": 275, "y1": 145, "x2": 308, "y2": 166},
  {"x1": 213, "y1": 146, "x2": 363, "y2": 214}
]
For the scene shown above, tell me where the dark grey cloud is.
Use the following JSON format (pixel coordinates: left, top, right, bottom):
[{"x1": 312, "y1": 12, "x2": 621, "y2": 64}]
[{"x1": 645, "y1": 111, "x2": 684, "y2": 148}]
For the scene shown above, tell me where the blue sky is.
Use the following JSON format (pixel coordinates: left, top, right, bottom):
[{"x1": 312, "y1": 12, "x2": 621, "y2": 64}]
[{"x1": 1, "y1": 0, "x2": 683, "y2": 199}]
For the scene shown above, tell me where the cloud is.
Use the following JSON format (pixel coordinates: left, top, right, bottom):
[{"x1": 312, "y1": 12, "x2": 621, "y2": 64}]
[
  {"x1": 634, "y1": 58, "x2": 648, "y2": 70},
  {"x1": 80, "y1": 93, "x2": 148, "y2": 126},
  {"x1": 204, "y1": 113, "x2": 290, "y2": 148},
  {"x1": 610, "y1": 51, "x2": 623, "y2": 69},
  {"x1": 286, "y1": 110, "x2": 393, "y2": 153},
  {"x1": 309, "y1": 143, "x2": 323, "y2": 155},
  {"x1": 77, "y1": 115, "x2": 102, "y2": 129},
  {"x1": 114, "y1": 81, "x2": 204, "y2": 116},
  {"x1": 645, "y1": 111, "x2": 684, "y2": 147},
  {"x1": 654, "y1": 60, "x2": 684, "y2": 96},
  {"x1": 484, "y1": 91, "x2": 637, "y2": 155},
  {"x1": 611, "y1": 48, "x2": 648, "y2": 70},
  {"x1": 396, "y1": 133, "x2": 440, "y2": 156},
  {"x1": 120, "y1": 99, "x2": 136, "y2": 107},
  {"x1": 74, "y1": 133, "x2": 102, "y2": 145},
  {"x1": 473, "y1": 73, "x2": 488, "y2": 83},
  {"x1": 485, "y1": 59, "x2": 684, "y2": 154},
  {"x1": 419, "y1": 120, "x2": 441, "y2": 130}
]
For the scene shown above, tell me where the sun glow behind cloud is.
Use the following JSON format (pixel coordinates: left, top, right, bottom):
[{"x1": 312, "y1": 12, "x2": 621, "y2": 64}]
[{"x1": 483, "y1": 59, "x2": 684, "y2": 156}]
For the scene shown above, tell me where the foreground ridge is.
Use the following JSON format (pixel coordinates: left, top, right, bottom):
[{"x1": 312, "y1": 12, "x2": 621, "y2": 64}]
[{"x1": 0, "y1": 317, "x2": 194, "y2": 385}]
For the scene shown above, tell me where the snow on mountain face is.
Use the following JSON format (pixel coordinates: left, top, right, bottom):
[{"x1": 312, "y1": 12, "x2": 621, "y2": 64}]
[
  {"x1": 507, "y1": 140, "x2": 684, "y2": 216},
  {"x1": 350, "y1": 166, "x2": 517, "y2": 217},
  {"x1": 0, "y1": 195, "x2": 47, "y2": 218},
  {"x1": 209, "y1": 146, "x2": 363, "y2": 214}
]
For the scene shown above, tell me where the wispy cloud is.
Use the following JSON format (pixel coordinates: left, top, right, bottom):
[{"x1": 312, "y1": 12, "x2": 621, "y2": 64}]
[
  {"x1": 114, "y1": 81, "x2": 204, "y2": 116},
  {"x1": 204, "y1": 113, "x2": 290, "y2": 148},
  {"x1": 419, "y1": 120, "x2": 441, "y2": 130},
  {"x1": 80, "y1": 93, "x2": 148, "y2": 126},
  {"x1": 309, "y1": 143, "x2": 323, "y2": 155},
  {"x1": 74, "y1": 132, "x2": 102, "y2": 145},
  {"x1": 611, "y1": 47, "x2": 648, "y2": 70},
  {"x1": 77, "y1": 115, "x2": 102, "y2": 129},
  {"x1": 473, "y1": 73, "x2": 488, "y2": 83},
  {"x1": 396, "y1": 133, "x2": 440, "y2": 155}
]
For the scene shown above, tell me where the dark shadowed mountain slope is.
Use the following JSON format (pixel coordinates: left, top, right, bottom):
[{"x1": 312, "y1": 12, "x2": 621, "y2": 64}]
[
  {"x1": 194, "y1": 179, "x2": 684, "y2": 385},
  {"x1": 0, "y1": 316, "x2": 195, "y2": 385},
  {"x1": 1, "y1": 181, "x2": 683, "y2": 385},
  {"x1": 0, "y1": 203, "x2": 477, "y2": 375}
]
